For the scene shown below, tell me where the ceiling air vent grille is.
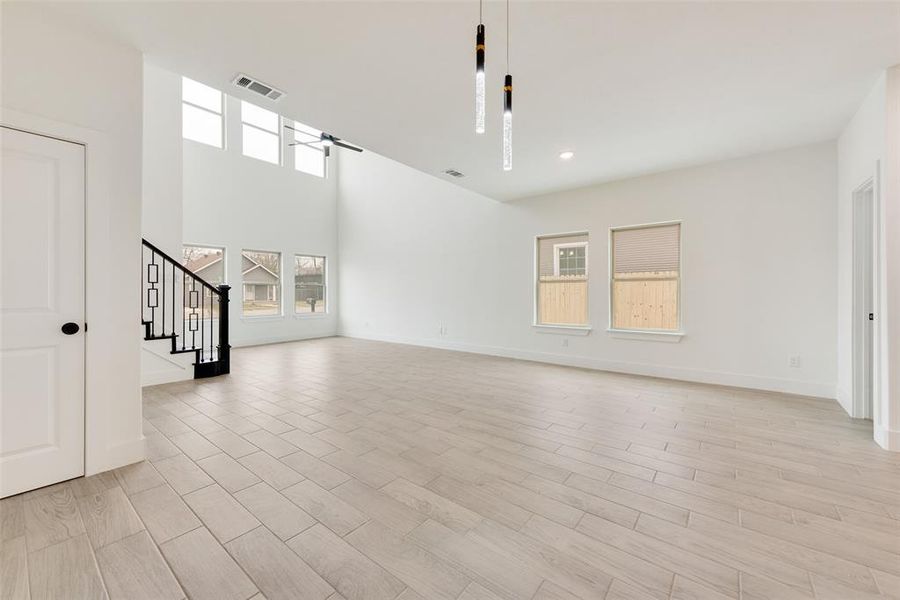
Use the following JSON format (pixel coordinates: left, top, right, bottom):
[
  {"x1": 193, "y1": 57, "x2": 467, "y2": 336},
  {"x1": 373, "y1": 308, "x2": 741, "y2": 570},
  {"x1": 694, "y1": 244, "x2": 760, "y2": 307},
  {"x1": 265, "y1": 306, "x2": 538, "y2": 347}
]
[
  {"x1": 443, "y1": 169, "x2": 465, "y2": 178},
  {"x1": 233, "y1": 73, "x2": 285, "y2": 102}
]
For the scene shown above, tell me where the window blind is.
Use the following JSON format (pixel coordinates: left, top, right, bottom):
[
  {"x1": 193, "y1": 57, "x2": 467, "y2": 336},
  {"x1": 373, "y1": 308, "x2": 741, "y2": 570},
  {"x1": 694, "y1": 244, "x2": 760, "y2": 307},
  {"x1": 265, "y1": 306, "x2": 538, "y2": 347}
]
[{"x1": 613, "y1": 224, "x2": 680, "y2": 274}]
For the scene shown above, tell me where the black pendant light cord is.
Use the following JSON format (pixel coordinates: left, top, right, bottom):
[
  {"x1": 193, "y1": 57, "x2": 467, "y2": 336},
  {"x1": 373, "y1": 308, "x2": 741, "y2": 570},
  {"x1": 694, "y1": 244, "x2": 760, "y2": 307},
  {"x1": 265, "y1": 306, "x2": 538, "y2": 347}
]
[{"x1": 506, "y1": 0, "x2": 510, "y2": 72}]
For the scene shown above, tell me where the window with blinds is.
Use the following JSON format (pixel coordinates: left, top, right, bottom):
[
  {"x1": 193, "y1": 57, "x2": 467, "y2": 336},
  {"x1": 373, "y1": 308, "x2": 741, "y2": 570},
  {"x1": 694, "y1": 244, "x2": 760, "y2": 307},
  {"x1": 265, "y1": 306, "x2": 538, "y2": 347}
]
[
  {"x1": 610, "y1": 223, "x2": 681, "y2": 331},
  {"x1": 536, "y1": 233, "x2": 589, "y2": 326}
]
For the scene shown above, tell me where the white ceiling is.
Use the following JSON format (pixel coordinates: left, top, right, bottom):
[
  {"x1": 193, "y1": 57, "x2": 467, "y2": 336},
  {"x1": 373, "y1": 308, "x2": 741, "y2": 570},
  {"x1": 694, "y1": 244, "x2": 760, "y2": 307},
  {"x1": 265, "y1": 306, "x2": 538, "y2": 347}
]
[{"x1": 33, "y1": 1, "x2": 900, "y2": 201}]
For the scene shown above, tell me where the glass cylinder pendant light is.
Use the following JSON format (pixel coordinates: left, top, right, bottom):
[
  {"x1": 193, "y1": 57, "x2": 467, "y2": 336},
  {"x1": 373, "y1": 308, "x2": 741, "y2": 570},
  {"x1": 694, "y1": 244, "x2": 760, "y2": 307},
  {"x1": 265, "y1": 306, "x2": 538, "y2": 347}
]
[
  {"x1": 475, "y1": 21, "x2": 485, "y2": 134},
  {"x1": 502, "y1": 74, "x2": 512, "y2": 170}
]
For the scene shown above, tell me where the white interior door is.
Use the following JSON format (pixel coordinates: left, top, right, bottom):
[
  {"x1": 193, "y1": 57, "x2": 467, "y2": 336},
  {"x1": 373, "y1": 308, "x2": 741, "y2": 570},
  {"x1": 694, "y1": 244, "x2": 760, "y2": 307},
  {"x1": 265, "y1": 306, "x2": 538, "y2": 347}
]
[{"x1": 1, "y1": 126, "x2": 85, "y2": 498}]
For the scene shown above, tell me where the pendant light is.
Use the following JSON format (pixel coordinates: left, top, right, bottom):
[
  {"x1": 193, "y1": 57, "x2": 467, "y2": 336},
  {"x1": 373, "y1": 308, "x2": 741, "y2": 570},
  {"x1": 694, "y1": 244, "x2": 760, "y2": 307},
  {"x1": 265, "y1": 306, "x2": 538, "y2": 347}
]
[
  {"x1": 475, "y1": 1, "x2": 485, "y2": 134},
  {"x1": 502, "y1": 0, "x2": 512, "y2": 171}
]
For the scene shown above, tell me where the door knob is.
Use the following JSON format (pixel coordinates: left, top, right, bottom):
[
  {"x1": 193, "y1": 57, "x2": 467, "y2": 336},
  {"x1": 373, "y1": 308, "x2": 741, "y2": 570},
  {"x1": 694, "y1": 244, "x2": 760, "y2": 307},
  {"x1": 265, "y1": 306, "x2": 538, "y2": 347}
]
[{"x1": 61, "y1": 322, "x2": 80, "y2": 335}]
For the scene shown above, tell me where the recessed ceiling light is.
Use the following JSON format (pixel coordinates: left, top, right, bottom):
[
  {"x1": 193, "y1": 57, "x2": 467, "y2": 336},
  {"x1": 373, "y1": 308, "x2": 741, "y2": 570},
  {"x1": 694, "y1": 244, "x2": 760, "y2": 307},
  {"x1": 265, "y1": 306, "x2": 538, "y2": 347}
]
[{"x1": 559, "y1": 151, "x2": 574, "y2": 160}]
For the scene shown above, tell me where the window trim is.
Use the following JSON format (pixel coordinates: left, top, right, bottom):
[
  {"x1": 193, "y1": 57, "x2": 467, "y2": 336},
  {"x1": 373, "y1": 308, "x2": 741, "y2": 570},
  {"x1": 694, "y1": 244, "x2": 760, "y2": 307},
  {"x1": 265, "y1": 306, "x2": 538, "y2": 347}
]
[
  {"x1": 240, "y1": 249, "x2": 283, "y2": 318},
  {"x1": 533, "y1": 231, "x2": 591, "y2": 330},
  {"x1": 182, "y1": 87, "x2": 225, "y2": 149},
  {"x1": 240, "y1": 103, "x2": 282, "y2": 165},
  {"x1": 608, "y1": 219, "x2": 684, "y2": 336},
  {"x1": 552, "y1": 241, "x2": 589, "y2": 277},
  {"x1": 293, "y1": 254, "x2": 327, "y2": 317}
]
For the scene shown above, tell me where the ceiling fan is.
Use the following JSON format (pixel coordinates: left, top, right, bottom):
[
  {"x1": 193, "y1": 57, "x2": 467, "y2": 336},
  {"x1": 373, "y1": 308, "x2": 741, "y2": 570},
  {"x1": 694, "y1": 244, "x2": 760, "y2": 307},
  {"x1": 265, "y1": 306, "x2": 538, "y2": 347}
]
[{"x1": 284, "y1": 124, "x2": 363, "y2": 153}]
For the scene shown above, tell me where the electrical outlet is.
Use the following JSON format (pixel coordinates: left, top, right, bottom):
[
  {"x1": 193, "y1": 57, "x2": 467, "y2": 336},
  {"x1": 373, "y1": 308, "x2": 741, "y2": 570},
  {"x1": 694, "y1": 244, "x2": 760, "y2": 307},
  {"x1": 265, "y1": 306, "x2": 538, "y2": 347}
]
[
  {"x1": 788, "y1": 355, "x2": 801, "y2": 368},
  {"x1": 562, "y1": 338, "x2": 569, "y2": 347}
]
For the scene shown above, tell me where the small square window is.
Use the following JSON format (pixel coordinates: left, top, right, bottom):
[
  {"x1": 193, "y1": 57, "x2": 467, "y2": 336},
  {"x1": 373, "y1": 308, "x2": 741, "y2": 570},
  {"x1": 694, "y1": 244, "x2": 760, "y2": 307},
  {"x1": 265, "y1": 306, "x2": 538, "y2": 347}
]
[
  {"x1": 241, "y1": 101, "x2": 280, "y2": 165},
  {"x1": 182, "y1": 77, "x2": 224, "y2": 148},
  {"x1": 292, "y1": 121, "x2": 326, "y2": 178}
]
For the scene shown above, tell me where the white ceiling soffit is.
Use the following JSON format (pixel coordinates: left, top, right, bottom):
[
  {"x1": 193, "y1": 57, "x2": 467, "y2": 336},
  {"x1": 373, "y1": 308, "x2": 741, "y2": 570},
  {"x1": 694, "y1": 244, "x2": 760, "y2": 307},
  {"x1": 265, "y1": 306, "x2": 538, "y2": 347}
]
[{"x1": 28, "y1": 1, "x2": 900, "y2": 201}]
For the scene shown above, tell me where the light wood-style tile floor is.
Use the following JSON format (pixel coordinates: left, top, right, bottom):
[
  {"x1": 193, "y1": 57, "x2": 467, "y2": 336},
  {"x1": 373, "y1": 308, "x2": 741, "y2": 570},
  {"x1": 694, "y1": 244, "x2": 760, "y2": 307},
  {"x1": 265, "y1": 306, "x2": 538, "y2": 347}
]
[{"x1": 3, "y1": 337, "x2": 900, "y2": 600}]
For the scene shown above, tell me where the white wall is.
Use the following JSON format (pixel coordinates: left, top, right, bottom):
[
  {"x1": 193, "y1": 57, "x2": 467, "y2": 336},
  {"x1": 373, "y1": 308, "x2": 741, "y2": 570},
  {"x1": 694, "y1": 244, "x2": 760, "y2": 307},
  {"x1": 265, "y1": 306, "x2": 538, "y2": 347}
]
[
  {"x1": 183, "y1": 94, "x2": 339, "y2": 348},
  {"x1": 339, "y1": 142, "x2": 838, "y2": 398},
  {"x1": 141, "y1": 62, "x2": 192, "y2": 386},
  {"x1": 880, "y1": 66, "x2": 900, "y2": 450},
  {"x1": 836, "y1": 66, "x2": 900, "y2": 451},
  {"x1": 2, "y1": 6, "x2": 145, "y2": 474},
  {"x1": 836, "y1": 74, "x2": 885, "y2": 414},
  {"x1": 143, "y1": 61, "x2": 183, "y2": 258}
]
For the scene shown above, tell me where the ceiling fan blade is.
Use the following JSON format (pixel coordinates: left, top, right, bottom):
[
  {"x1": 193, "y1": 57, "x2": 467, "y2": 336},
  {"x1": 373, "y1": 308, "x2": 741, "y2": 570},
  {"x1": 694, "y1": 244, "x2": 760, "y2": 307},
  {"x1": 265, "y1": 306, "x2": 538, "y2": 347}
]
[{"x1": 332, "y1": 140, "x2": 363, "y2": 152}]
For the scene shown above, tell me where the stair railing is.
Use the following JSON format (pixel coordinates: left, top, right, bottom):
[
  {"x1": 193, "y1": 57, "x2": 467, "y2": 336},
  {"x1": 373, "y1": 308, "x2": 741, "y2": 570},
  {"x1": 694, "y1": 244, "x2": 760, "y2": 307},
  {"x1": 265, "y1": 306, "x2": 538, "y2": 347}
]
[{"x1": 141, "y1": 238, "x2": 231, "y2": 378}]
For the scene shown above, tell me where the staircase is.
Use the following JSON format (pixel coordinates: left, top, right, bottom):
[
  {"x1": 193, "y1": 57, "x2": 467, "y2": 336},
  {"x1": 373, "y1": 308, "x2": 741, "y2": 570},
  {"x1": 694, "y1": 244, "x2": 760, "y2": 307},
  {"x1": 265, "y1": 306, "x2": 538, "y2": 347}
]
[{"x1": 141, "y1": 239, "x2": 231, "y2": 379}]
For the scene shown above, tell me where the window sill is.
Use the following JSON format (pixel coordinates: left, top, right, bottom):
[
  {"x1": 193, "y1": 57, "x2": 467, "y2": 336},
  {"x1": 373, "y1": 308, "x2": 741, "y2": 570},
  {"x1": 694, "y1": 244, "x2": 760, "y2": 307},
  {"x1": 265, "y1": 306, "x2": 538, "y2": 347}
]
[
  {"x1": 607, "y1": 328, "x2": 684, "y2": 342},
  {"x1": 293, "y1": 313, "x2": 329, "y2": 320},
  {"x1": 532, "y1": 324, "x2": 592, "y2": 336}
]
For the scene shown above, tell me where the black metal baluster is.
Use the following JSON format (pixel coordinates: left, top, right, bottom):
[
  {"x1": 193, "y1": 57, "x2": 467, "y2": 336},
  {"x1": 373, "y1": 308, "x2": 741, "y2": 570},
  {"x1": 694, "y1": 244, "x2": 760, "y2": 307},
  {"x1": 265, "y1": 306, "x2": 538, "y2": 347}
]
[
  {"x1": 201, "y1": 288, "x2": 205, "y2": 362},
  {"x1": 217, "y1": 285, "x2": 231, "y2": 374},
  {"x1": 172, "y1": 261, "x2": 176, "y2": 340},
  {"x1": 212, "y1": 288, "x2": 217, "y2": 362},
  {"x1": 191, "y1": 278, "x2": 197, "y2": 349},
  {"x1": 141, "y1": 239, "x2": 231, "y2": 378},
  {"x1": 150, "y1": 252, "x2": 156, "y2": 337},
  {"x1": 161, "y1": 260, "x2": 166, "y2": 336}
]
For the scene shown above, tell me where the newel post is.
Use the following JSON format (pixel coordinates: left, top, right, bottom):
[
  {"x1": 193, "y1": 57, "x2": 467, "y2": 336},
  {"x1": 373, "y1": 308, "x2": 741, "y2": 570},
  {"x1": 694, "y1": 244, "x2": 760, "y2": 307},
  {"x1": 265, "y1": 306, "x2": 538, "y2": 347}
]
[{"x1": 217, "y1": 284, "x2": 231, "y2": 375}]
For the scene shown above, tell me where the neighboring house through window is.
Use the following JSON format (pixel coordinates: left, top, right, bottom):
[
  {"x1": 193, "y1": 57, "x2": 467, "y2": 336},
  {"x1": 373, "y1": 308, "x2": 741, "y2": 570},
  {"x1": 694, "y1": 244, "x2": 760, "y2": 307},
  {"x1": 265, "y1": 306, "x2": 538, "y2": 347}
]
[
  {"x1": 294, "y1": 255, "x2": 326, "y2": 314},
  {"x1": 241, "y1": 250, "x2": 281, "y2": 316},
  {"x1": 182, "y1": 245, "x2": 224, "y2": 318},
  {"x1": 554, "y1": 242, "x2": 588, "y2": 276}
]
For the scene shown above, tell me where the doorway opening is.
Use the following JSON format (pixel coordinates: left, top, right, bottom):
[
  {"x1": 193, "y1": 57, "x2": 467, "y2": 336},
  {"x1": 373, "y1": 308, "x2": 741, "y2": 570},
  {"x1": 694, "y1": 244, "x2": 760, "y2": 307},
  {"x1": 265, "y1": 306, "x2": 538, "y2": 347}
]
[{"x1": 851, "y1": 178, "x2": 876, "y2": 420}]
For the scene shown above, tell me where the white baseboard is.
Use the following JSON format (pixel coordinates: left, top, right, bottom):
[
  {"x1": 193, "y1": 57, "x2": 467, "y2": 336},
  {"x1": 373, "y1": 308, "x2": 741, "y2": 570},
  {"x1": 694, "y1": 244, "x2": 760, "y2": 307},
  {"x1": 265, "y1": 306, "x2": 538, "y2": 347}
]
[
  {"x1": 874, "y1": 424, "x2": 900, "y2": 452},
  {"x1": 232, "y1": 331, "x2": 336, "y2": 348},
  {"x1": 340, "y1": 330, "x2": 836, "y2": 399},
  {"x1": 835, "y1": 386, "x2": 853, "y2": 417}
]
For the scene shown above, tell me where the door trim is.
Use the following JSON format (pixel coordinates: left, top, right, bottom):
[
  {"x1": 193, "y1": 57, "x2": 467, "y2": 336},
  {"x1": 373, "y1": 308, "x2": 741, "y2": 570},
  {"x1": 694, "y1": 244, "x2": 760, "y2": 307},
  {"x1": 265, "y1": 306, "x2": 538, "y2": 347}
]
[
  {"x1": 1, "y1": 107, "x2": 146, "y2": 477},
  {"x1": 851, "y1": 176, "x2": 879, "y2": 420}
]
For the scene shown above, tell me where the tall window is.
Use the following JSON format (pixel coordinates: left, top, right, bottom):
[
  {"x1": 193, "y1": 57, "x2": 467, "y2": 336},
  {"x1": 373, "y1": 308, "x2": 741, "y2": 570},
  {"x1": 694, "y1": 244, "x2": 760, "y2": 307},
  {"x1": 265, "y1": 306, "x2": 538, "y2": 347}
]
[
  {"x1": 536, "y1": 233, "x2": 589, "y2": 326},
  {"x1": 241, "y1": 250, "x2": 281, "y2": 316},
  {"x1": 291, "y1": 121, "x2": 326, "y2": 178},
  {"x1": 610, "y1": 222, "x2": 681, "y2": 331},
  {"x1": 182, "y1": 245, "x2": 225, "y2": 317},
  {"x1": 294, "y1": 255, "x2": 326, "y2": 314},
  {"x1": 182, "y1": 77, "x2": 224, "y2": 148},
  {"x1": 241, "y1": 101, "x2": 280, "y2": 164}
]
